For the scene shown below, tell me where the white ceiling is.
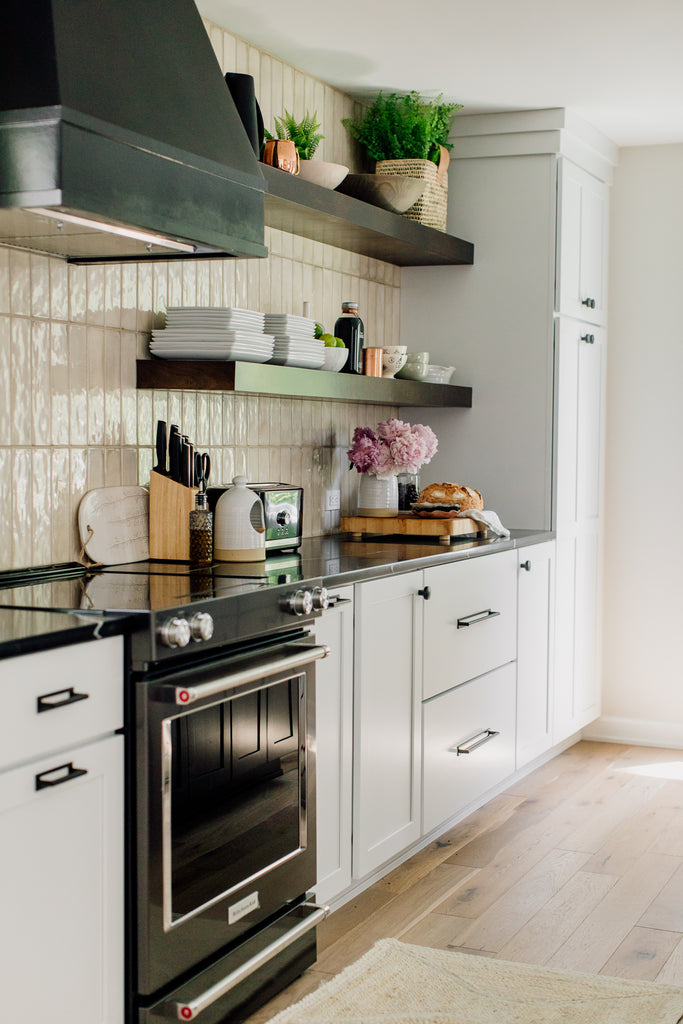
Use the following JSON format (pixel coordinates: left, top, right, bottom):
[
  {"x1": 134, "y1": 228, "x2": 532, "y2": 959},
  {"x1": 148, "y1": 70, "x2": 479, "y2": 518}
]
[{"x1": 196, "y1": 0, "x2": 683, "y2": 148}]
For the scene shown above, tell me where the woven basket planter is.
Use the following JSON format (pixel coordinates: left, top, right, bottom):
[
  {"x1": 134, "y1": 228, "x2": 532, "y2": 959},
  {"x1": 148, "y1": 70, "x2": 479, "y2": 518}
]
[{"x1": 375, "y1": 146, "x2": 450, "y2": 231}]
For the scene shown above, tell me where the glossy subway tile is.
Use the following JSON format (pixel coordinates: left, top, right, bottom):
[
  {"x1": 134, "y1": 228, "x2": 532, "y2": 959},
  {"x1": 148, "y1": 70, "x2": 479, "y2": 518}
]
[{"x1": 2, "y1": 27, "x2": 407, "y2": 567}]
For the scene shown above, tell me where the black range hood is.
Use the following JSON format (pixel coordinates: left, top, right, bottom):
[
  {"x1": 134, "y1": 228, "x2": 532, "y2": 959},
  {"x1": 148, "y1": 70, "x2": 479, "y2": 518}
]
[{"x1": 0, "y1": 0, "x2": 267, "y2": 262}]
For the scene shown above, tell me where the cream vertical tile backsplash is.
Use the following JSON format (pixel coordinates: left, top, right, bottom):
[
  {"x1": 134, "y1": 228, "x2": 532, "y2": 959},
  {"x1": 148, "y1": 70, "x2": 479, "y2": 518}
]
[{"x1": 0, "y1": 18, "x2": 402, "y2": 570}]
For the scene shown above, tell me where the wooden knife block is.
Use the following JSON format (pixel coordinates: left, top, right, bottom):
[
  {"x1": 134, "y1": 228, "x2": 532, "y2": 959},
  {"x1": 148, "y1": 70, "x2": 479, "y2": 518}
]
[{"x1": 149, "y1": 470, "x2": 198, "y2": 562}]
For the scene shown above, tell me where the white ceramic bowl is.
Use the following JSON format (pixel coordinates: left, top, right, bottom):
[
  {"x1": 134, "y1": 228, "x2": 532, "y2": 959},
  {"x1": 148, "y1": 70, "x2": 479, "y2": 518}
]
[
  {"x1": 382, "y1": 345, "x2": 407, "y2": 355},
  {"x1": 424, "y1": 364, "x2": 455, "y2": 384},
  {"x1": 322, "y1": 346, "x2": 349, "y2": 372},
  {"x1": 336, "y1": 173, "x2": 427, "y2": 213},
  {"x1": 396, "y1": 362, "x2": 429, "y2": 381},
  {"x1": 382, "y1": 350, "x2": 407, "y2": 378},
  {"x1": 297, "y1": 160, "x2": 349, "y2": 190}
]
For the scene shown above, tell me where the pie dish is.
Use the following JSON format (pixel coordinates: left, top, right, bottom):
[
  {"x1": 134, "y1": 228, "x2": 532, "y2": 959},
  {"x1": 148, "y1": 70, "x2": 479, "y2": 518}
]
[{"x1": 410, "y1": 502, "x2": 461, "y2": 519}]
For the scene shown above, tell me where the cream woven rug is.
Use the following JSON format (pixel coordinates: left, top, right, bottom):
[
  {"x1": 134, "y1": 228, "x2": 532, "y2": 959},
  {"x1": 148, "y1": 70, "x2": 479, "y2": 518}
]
[{"x1": 265, "y1": 938, "x2": 683, "y2": 1024}]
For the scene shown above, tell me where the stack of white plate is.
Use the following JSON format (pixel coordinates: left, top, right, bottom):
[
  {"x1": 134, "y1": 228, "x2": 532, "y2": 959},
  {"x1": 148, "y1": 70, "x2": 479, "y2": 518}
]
[
  {"x1": 150, "y1": 307, "x2": 274, "y2": 362},
  {"x1": 264, "y1": 314, "x2": 325, "y2": 369}
]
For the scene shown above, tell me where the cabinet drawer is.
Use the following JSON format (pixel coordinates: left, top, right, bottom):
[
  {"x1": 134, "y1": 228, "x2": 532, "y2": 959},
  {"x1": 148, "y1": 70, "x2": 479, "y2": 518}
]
[
  {"x1": 0, "y1": 637, "x2": 123, "y2": 772},
  {"x1": 423, "y1": 551, "x2": 516, "y2": 699},
  {"x1": 422, "y1": 662, "x2": 516, "y2": 834}
]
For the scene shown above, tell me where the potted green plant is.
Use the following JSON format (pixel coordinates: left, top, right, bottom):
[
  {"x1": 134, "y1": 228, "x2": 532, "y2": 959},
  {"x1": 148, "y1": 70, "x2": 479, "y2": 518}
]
[
  {"x1": 263, "y1": 109, "x2": 348, "y2": 189},
  {"x1": 342, "y1": 92, "x2": 462, "y2": 229}
]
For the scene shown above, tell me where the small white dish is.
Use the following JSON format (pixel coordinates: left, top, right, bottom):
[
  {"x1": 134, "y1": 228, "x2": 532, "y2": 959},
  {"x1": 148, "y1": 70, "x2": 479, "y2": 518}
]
[
  {"x1": 322, "y1": 347, "x2": 349, "y2": 371},
  {"x1": 424, "y1": 366, "x2": 455, "y2": 384},
  {"x1": 297, "y1": 160, "x2": 349, "y2": 189}
]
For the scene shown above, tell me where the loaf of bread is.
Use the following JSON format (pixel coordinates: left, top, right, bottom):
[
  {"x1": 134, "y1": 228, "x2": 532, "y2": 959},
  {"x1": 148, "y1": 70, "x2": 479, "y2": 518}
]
[{"x1": 417, "y1": 482, "x2": 484, "y2": 511}]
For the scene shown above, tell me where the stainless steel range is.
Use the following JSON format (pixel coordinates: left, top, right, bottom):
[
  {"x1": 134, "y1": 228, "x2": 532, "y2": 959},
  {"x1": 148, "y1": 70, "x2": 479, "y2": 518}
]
[{"x1": 0, "y1": 559, "x2": 331, "y2": 1024}]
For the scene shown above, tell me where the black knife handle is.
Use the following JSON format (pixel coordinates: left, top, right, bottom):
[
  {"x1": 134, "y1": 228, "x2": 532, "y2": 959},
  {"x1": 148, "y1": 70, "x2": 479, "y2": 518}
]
[
  {"x1": 180, "y1": 437, "x2": 193, "y2": 487},
  {"x1": 168, "y1": 426, "x2": 181, "y2": 483},
  {"x1": 155, "y1": 420, "x2": 168, "y2": 475}
]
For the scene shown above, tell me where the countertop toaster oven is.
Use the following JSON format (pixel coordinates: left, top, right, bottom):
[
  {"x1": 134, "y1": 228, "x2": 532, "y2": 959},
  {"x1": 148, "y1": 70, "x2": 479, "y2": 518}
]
[{"x1": 208, "y1": 482, "x2": 303, "y2": 551}]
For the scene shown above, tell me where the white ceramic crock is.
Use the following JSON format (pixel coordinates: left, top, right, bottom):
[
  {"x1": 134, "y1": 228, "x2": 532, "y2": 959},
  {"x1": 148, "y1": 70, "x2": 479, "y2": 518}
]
[{"x1": 214, "y1": 476, "x2": 266, "y2": 561}]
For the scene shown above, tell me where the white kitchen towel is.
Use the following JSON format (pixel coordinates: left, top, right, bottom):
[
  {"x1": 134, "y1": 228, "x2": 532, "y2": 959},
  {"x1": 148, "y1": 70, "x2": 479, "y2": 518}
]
[{"x1": 457, "y1": 508, "x2": 510, "y2": 538}]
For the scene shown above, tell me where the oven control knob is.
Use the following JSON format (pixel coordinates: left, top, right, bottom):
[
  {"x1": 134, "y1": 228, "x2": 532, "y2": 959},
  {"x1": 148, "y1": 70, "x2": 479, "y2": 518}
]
[
  {"x1": 158, "y1": 617, "x2": 191, "y2": 649},
  {"x1": 276, "y1": 510, "x2": 291, "y2": 526},
  {"x1": 311, "y1": 586, "x2": 329, "y2": 611},
  {"x1": 189, "y1": 612, "x2": 214, "y2": 642},
  {"x1": 287, "y1": 589, "x2": 314, "y2": 616}
]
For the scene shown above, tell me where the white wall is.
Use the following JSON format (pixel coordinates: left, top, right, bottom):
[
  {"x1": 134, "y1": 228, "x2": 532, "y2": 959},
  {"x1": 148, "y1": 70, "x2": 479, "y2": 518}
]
[{"x1": 591, "y1": 144, "x2": 683, "y2": 747}]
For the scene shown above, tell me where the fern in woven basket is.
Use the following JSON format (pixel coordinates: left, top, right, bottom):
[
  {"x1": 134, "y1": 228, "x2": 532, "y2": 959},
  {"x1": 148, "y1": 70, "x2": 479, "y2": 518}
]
[
  {"x1": 342, "y1": 92, "x2": 462, "y2": 164},
  {"x1": 264, "y1": 109, "x2": 324, "y2": 160}
]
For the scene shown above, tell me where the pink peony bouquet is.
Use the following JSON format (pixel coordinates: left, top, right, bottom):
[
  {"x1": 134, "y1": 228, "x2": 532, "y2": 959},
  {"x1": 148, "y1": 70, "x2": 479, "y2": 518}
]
[{"x1": 348, "y1": 418, "x2": 438, "y2": 477}]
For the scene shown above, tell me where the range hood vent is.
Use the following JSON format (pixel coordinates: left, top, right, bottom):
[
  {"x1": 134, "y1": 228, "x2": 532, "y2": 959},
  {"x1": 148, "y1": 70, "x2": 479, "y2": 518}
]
[{"x1": 0, "y1": 0, "x2": 267, "y2": 262}]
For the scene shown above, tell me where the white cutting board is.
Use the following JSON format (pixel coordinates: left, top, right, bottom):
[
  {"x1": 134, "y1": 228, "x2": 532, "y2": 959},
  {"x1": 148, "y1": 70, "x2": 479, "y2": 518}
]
[{"x1": 78, "y1": 486, "x2": 149, "y2": 565}]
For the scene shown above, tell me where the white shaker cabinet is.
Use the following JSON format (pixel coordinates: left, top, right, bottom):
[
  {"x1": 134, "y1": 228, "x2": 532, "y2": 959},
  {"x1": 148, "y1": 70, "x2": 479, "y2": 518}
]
[
  {"x1": 401, "y1": 109, "x2": 614, "y2": 740},
  {"x1": 556, "y1": 160, "x2": 609, "y2": 326},
  {"x1": 421, "y1": 551, "x2": 517, "y2": 833},
  {"x1": 422, "y1": 551, "x2": 517, "y2": 700},
  {"x1": 352, "y1": 570, "x2": 424, "y2": 879},
  {"x1": 553, "y1": 319, "x2": 605, "y2": 741},
  {"x1": 516, "y1": 541, "x2": 555, "y2": 767},
  {"x1": 422, "y1": 662, "x2": 517, "y2": 834},
  {"x1": 0, "y1": 637, "x2": 124, "y2": 1024},
  {"x1": 314, "y1": 587, "x2": 354, "y2": 905}
]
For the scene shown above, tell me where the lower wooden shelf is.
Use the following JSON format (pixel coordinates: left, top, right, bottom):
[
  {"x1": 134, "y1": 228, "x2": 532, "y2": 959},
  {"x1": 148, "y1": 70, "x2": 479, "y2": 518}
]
[{"x1": 136, "y1": 360, "x2": 473, "y2": 408}]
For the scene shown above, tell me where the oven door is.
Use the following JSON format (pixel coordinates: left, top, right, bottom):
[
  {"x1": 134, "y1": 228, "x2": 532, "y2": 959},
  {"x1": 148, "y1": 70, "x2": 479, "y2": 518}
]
[{"x1": 135, "y1": 635, "x2": 328, "y2": 998}]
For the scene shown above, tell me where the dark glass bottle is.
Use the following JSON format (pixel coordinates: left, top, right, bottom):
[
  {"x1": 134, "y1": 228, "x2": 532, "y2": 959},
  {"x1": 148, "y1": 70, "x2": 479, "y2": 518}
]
[{"x1": 334, "y1": 301, "x2": 364, "y2": 374}]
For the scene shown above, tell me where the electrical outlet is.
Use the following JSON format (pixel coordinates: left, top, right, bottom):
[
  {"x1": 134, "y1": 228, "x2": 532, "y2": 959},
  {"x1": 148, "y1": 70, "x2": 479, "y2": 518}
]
[{"x1": 325, "y1": 489, "x2": 341, "y2": 511}]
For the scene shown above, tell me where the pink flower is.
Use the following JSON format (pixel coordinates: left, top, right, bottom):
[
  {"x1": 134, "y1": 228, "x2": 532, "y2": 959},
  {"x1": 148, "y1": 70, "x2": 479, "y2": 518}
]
[
  {"x1": 389, "y1": 433, "x2": 429, "y2": 473},
  {"x1": 377, "y1": 418, "x2": 411, "y2": 441},
  {"x1": 412, "y1": 423, "x2": 438, "y2": 461},
  {"x1": 348, "y1": 419, "x2": 439, "y2": 476},
  {"x1": 347, "y1": 433, "x2": 382, "y2": 473}
]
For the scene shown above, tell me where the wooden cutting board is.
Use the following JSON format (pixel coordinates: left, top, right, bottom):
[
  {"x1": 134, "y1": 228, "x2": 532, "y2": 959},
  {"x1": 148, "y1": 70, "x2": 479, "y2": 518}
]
[
  {"x1": 340, "y1": 513, "x2": 487, "y2": 545},
  {"x1": 78, "y1": 486, "x2": 149, "y2": 565}
]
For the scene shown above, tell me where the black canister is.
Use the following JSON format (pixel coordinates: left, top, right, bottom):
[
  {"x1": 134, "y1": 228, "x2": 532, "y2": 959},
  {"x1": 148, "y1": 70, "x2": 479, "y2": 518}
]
[{"x1": 334, "y1": 301, "x2": 364, "y2": 374}]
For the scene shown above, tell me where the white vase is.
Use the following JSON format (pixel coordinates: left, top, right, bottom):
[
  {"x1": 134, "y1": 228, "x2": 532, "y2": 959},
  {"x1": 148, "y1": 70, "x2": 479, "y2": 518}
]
[{"x1": 356, "y1": 473, "x2": 399, "y2": 517}]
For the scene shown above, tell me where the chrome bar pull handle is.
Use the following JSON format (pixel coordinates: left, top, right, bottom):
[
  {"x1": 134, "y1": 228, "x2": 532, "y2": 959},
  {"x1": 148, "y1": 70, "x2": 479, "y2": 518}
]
[
  {"x1": 166, "y1": 903, "x2": 330, "y2": 1020},
  {"x1": 456, "y1": 608, "x2": 500, "y2": 629},
  {"x1": 452, "y1": 729, "x2": 499, "y2": 756},
  {"x1": 170, "y1": 642, "x2": 330, "y2": 706}
]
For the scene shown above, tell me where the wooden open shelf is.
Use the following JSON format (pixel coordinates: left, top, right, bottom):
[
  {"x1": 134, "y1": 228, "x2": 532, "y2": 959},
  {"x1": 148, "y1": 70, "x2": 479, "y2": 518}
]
[
  {"x1": 136, "y1": 359, "x2": 472, "y2": 408},
  {"x1": 262, "y1": 164, "x2": 474, "y2": 267}
]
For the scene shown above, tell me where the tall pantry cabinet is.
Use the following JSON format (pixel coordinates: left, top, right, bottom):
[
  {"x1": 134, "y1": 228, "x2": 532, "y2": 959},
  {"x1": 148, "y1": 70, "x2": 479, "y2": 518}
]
[{"x1": 401, "y1": 108, "x2": 616, "y2": 742}]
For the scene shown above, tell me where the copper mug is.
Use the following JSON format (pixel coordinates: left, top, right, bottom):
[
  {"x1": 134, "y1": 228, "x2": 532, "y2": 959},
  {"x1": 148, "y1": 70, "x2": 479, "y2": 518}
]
[
  {"x1": 262, "y1": 139, "x2": 300, "y2": 175},
  {"x1": 364, "y1": 348, "x2": 383, "y2": 377}
]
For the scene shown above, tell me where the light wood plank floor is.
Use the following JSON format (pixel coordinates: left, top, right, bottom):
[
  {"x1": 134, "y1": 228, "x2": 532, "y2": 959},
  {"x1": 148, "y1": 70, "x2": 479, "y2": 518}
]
[{"x1": 244, "y1": 740, "x2": 683, "y2": 1022}]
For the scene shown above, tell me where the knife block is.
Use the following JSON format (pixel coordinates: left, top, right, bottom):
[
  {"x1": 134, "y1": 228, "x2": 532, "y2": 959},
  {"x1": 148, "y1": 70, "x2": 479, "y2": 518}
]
[{"x1": 149, "y1": 470, "x2": 198, "y2": 561}]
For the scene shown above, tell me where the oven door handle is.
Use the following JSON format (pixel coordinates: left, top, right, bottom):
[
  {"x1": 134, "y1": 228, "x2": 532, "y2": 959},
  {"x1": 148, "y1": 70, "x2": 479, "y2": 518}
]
[
  {"x1": 169, "y1": 641, "x2": 331, "y2": 706},
  {"x1": 165, "y1": 902, "x2": 330, "y2": 1021}
]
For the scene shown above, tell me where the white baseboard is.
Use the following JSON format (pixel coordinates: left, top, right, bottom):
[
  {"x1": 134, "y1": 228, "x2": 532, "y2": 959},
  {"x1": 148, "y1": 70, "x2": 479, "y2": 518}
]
[{"x1": 583, "y1": 715, "x2": 683, "y2": 749}]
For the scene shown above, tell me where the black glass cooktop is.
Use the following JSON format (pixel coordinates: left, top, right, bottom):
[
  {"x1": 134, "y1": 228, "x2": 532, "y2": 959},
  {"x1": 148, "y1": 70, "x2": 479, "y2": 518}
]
[{"x1": 0, "y1": 552, "x2": 308, "y2": 616}]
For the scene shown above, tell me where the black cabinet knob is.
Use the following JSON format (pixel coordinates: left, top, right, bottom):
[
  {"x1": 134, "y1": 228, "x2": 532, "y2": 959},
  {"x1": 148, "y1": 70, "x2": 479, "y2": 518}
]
[
  {"x1": 581, "y1": 297, "x2": 596, "y2": 309},
  {"x1": 418, "y1": 586, "x2": 431, "y2": 600},
  {"x1": 520, "y1": 560, "x2": 531, "y2": 572},
  {"x1": 581, "y1": 333, "x2": 595, "y2": 344}
]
